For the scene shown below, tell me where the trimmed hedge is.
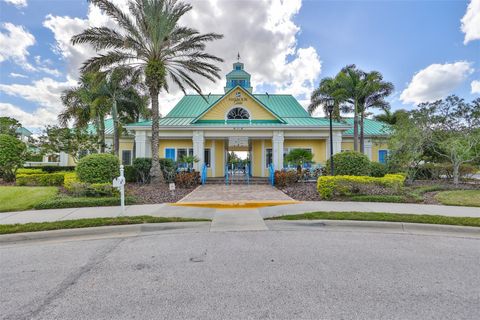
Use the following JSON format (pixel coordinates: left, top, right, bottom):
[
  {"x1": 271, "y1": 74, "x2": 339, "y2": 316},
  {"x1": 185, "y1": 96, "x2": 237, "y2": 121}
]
[
  {"x1": 326, "y1": 151, "x2": 371, "y2": 176},
  {"x1": 35, "y1": 196, "x2": 136, "y2": 210},
  {"x1": 16, "y1": 173, "x2": 65, "y2": 186},
  {"x1": 25, "y1": 166, "x2": 76, "y2": 173},
  {"x1": 317, "y1": 174, "x2": 406, "y2": 200},
  {"x1": 16, "y1": 168, "x2": 45, "y2": 175},
  {"x1": 76, "y1": 154, "x2": 119, "y2": 183},
  {"x1": 64, "y1": 172, "x2": 118, "y2": 197}
]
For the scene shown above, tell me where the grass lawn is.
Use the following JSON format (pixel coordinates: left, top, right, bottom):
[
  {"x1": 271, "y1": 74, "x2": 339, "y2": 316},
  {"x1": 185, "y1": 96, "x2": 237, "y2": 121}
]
[
  {"x1": 269, "y1": 211, "x2": 480, "y2": 227},
  {"x1": 0, "y1": 215, "x2": 210, "y2": 235},
  {"x1": 0, "y1": 186, "x2": 58, "y2": 212},
  {"x1": 435, "y1": 190, "x2": 480, "y2": 207}
]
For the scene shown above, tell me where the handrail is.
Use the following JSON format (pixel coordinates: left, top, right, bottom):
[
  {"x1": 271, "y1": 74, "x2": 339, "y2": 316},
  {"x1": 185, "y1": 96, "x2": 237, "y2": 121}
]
[
  {"x1": 225, "y1": 164, "x2": 229, "y2": 185},
  {"x1": 269, "y1": 163, "x2": 275, "y2": 186},
  {"x1": 201, "y1": 163, "x2": 207, "y2": 185}
]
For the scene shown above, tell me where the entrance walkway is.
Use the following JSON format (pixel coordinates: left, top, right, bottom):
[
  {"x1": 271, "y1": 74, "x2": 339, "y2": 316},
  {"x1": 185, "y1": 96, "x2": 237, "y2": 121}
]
[{"x1": 178, "y1": 185, "x2": 293, "y2": 202}]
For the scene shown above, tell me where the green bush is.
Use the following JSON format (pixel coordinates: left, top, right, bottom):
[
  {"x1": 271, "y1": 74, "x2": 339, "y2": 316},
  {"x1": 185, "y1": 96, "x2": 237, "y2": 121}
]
[
  {"x1": 26, "y1": 154, "x2": 43, "y2": 162},
  {"x1": 124, "y1": 165, "x2": 136, "y2": 183},
  {"x1": 0, "y1": 134, "x2": 27, "y2": 182},
  {"x1": 317, "y1": 174, "x2": 406, "y2": 200},
  {"x1": 76, "y1": 154, "x2": 119, "y2": 183},
  {"x1": 349, "y1": 195, "x2": 407, "y2": 203},
  {"x1": 326, "y1": 151, "x2": 371, "y2": 176},
  {"x1": 159, "y1": 158, "x2": 176, "y2": 183},
  {"x1": 35, "y1": 196, "x2": 136, "y2": 209},
  {"x1": 369, "y1": 162, "x2": 388, "y2": 177},
  {"x1": 63, "y1": 172, "x2": 117, "y2": 197},
  {"x1": 16, "y1": 168, "x2": 45, "y2": 175},
  {"x1": 38, "y1": 166, "x2": 75, "y2": 173},
  {"x1": 16, "y1": 173, "x2": 65, "y2": 186},
  {"x1": 132, "y1": 157, "x2": 152, "y2": 183}
]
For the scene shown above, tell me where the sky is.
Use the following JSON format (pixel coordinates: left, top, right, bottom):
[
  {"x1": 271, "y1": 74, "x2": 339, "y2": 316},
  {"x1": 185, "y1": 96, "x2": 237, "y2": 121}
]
[{"x1": 0, "y1": 0, "x2": 479, "y2": 131}]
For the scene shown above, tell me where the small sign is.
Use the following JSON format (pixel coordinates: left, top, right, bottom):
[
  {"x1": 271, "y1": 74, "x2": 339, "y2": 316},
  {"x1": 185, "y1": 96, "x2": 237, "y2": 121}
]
[
  {"x1": 112, "y1": 177, "x2": 125, "y2": 188},
  {"x1": 169, "y1": 183, "x2": 176, "y2": 191}
]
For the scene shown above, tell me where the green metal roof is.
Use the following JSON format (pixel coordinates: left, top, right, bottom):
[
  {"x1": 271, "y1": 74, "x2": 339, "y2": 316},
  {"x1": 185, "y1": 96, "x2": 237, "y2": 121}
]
[
  {"x1": 88, "y1": 118, "x2": 114, "y2": 135},
  {"x1": 15, "y1": 127, "x2": 32, "y2": 136},
  {"x1": 341, "y1": 118, "x2": 391, "y2": 136}
]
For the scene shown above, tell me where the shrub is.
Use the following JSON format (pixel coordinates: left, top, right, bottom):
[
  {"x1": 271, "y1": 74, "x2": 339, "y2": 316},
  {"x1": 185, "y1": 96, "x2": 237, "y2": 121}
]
[
  {"x1": 124, "y1": 165, "x2": 136, "y2": 183},
  {"x1": 76, "y1": 154, "x2": 119, "y2": 183},
  {"x1": 325, "y1": 151, "x2": 371, "y2": 176},
  {"x1": 16, "y1": 168, "x2": 45, "y2": 175},
  {"x1": 369, "y1": 162, "x2": 388, "y2": 177},
  {"x1": 317, "y1": 174, "x2": 406, "y2": 200},
  {"x1": 0, "y1": 134, "x2": 27, "y2": 182},
  {"x1": 64, "y1": 172, "x2": 117, "y2": 197},
  {"x1": 159, "y1": 158, "x2": 176, "y2": 183},
  {"x1": 35, "y1": 196, "x2": 136, "y2": 210},
  {"x1": 274, "y1": 170, "x2": 298, "y2": 187},
  {"x1": 413, "y1": 163, "x2": 478, "y2": 181},
  {"x1": 175, "y1": 171, "x2": 200, "y2": 188},
  {"x1": 16, "y1": 173, "x2": 65, "y2": 186},
  {"x1": 349, "y1": 195, "x2": 407, "y2": 203},
  {"x1": 132, "y1": 157, "x2": 152, "y2": 184},
  {"x1": 23, "y1": 166, "x2": 76, "y2": 173}
]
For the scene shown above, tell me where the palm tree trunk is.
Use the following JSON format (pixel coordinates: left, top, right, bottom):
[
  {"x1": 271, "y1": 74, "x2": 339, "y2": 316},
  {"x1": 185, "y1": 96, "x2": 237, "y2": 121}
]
[
  {"x1": 360, "y1": 112, "x2": 365, "y2": 154},
  {"x1": 149, "y1": 88, "x2": 164, "y2": 184},
  {"x1": 112, "y1": 99, "x2": 120, "y2": 157},
  {"x1": 353, "y1": 101, "x2": 359, "y2": 152},
  {"x1": 99, "y1": 115, "x2": 106, "y2": 153}
]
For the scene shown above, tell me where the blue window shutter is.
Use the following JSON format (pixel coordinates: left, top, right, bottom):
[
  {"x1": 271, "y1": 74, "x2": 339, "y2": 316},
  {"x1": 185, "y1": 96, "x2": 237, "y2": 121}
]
[
  {"x1": 378, "y1": 150, "x2": 388, "y2": 164},
  {"x1": 165, "y1": 148, "x2": 175, "y2": 160}
]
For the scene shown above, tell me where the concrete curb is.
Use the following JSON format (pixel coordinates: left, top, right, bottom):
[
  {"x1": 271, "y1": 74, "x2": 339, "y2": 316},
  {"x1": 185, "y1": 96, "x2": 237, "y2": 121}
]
[
  {"x1": 0, "y1": 222, "x2": 211, "y2": 244},
  {"x1": 266, "y1": 219, "x2": 480, "y2": 237}
]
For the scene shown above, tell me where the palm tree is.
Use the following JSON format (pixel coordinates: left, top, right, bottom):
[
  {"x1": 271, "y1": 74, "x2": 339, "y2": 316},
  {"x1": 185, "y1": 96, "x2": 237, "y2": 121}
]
[
  {"x1": 97, "y1": 67, "x2": 145, "y2": 156},
  {"x1": 358, "y1": 71, "x2": 394, "y2": 153},
  {"x1": 374, "y1": 109, "x2": 408, "y2": 125},
  {"x1": 308, "y1": 77, "x2": 348, "y2": 120},
  {"x1": 334, "y1": 65, "x2": 367, "y2": 152},
  {"x1": 71, "y1": 0, "x2": 223, "y2": 184},
  {"x1": 60, "y1": 72, "x2": 109, "y2": 152}
]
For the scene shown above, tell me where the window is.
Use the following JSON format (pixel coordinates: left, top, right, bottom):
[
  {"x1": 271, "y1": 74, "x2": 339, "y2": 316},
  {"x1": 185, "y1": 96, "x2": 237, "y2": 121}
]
[
  {"x1": 235, "y1": 65, "x2": 241, "y2": 70},
  {"x1": 165, "y1": 148, "x2": 175, "y2": 161},
  {"x1": 227, "y1": 107, "x2": 250, "y2": 120},
  {"x1": 122, "y1": 150, "x2": 132, "y2": 165},
  {"x1": 177, "y1": 148, "x2": 187, "y2": 161},
  {"x1": 266, "y1": 148, "x2": 272, "y2": 168},
  {"x1": 204, "y1": 149, "x2": 211, "y2": 167}
]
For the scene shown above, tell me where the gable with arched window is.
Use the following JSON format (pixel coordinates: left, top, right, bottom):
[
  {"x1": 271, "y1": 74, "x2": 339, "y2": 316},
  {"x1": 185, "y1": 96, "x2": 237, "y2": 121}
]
[{"x1": 226, "y1": 107, "x2": 250, "y2": 120}]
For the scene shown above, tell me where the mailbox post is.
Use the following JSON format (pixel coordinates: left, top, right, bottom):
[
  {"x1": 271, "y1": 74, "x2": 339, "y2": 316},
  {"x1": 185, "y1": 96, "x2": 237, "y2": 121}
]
[{"x1": 113, "y1": 165, "x2": 126, "y2": 214}]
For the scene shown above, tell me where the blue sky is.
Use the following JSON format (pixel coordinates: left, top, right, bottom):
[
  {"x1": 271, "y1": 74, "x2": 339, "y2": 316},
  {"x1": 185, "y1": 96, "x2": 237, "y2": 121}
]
[{"x1": 0, "y1": 0, "x2": 479, "y2": 129}]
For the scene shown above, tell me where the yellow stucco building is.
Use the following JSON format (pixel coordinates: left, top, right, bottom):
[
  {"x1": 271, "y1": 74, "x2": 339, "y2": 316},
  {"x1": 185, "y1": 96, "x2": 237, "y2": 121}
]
[{"x1": 120, "y1": 61, "x2": 390, "y2": 178}]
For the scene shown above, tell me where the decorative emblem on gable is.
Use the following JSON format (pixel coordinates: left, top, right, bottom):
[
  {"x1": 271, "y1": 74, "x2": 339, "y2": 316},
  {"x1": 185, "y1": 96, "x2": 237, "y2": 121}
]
[{"x1": 228, "y1": 91, "x2": 247, "y2": 104}]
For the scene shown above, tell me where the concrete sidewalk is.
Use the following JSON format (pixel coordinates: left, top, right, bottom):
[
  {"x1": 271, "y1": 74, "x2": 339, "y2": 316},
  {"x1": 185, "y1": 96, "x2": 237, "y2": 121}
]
[{"x1": 0, "y1": 201, "x2": 479, "y2": 226}]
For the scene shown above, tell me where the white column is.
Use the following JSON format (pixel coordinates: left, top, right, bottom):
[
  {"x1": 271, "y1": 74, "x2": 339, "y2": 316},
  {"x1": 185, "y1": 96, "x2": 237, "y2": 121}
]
[
  {"x1": 326, "y1": 131, "x2": 343, "y2": 159},
  {"x1": 135, "y1": 130, "x2": 150, "y2": 158},
  {"x1": 192, "y1": 130, "x2": 204, "y2": 172},
  {"x1": 59, "y1": 152, "x2": 68, "y2": 166},
  {"x1": 364, "y1": 139, "x2": 373, "y2": 160},
  {"x1": 272, "y1": 131, "x2": 284, "y2": 170}
]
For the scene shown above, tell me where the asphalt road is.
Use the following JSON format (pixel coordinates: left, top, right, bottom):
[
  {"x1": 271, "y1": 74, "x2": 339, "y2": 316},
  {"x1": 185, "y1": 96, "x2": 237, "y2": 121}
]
[{"x1": 1, "y1": 224, "x2": 479, "y2": 320}]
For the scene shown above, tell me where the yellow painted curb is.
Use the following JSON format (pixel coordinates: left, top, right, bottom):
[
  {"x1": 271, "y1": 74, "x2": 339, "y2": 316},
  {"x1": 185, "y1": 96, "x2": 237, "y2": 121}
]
[{"x1": 170, "y1": 200, "x2": 300, "y2": 209}]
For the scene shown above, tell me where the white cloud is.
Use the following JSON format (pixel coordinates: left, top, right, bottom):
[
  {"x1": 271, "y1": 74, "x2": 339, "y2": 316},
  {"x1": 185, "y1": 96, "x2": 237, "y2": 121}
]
[
  {"x1": 0, "y1": 22, "x2": 35, "y2": 70},
  {"x1": 472, "y1": 80, "x2": 480, "y2": 94},
  {"x1": 3, "y1": 0, "x2": 27, "y2": 8},
  {"x1": 0, "y1": 77, "x2": 76, "y2": 127},
  {"x1": 42, "y1": 0, "x2": 321, "y2": 115},
  {"x1": 400, "y1": 62, "x2": 474, "y2": 104},
  {"x1": 0, "y1": 103, "x2": 54, "y2": 128},
  {"x1": 9, "y1": 72, "x2": 27, "y2": 78},
  {"x1": 461, "y1": 0, "x2": 480, "y2": 44}
]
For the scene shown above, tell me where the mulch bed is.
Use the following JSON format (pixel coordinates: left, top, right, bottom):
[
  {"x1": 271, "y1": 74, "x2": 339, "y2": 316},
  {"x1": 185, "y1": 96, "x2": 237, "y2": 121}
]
[
  {"x1": 0, "y1": 179, "x2": 15, "y2": 186},
  {"x1": 278, "y1": 182, "x2": 322, "y2": 201},
  {"x1": 126, "y1": 183, "x2": 196, "y2": 204}
]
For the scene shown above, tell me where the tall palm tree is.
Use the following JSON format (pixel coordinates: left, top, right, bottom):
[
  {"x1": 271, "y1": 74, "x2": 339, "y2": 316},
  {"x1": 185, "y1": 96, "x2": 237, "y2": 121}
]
[
  {"x1": 334, "y1": 65, "x2": 366, "y2": 152},
  {"x1": 97, "y1": 67, "x2": 145, "y2": 156},
  {"x1": 71, "y1": 0, "x2": 223, "y2": 184},
  {"x1": 358, "y1": 71, "x2": 394, "y2": 153},
  {"x1": 60, "y1": 72, "x2": 109, "y2": 152}
]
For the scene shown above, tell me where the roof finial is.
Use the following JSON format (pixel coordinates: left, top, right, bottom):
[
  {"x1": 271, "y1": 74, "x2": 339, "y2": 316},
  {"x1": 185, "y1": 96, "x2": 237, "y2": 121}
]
[{"x1": 237, "y1": 52, "x2": 241, "y2": 61}]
